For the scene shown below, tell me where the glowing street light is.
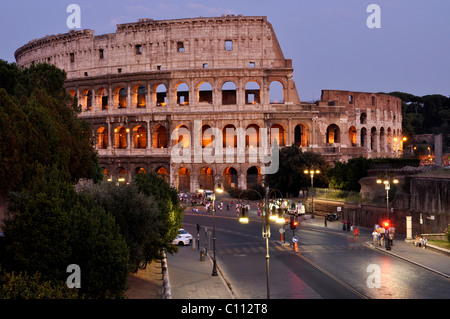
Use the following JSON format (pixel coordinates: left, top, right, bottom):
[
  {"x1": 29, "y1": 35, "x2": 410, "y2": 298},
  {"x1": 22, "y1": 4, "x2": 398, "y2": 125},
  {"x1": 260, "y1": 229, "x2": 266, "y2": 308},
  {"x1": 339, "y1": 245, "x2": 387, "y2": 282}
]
[{"x1": 304, "y1": 168, "x2": 320, "y2": 219}]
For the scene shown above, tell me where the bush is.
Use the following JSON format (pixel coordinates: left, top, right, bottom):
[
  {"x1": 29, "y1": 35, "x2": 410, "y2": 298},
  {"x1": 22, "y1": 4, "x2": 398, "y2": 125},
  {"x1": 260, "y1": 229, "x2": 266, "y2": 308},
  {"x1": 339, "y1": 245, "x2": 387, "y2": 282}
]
[{"x1": 0, "y1": 267, "x2": 80, "y2": 299}]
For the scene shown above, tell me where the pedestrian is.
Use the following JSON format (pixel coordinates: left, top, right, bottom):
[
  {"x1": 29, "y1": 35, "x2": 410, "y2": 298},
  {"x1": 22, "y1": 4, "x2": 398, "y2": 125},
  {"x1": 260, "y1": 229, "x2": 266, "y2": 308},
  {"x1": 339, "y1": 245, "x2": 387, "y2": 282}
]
[
  {"x1": 422, "y1": 237, "x2": 428, "y2": 249},
  {"x1": 372, "y1": 230, "x2": 378, "y2": 246},
  {"x1": 347, "y1": 220, "x2": 351, "y2": 232},
  {"x1": 343, "y1": 220, "x2": 347, "y2": 231},
  {"x1": 324, "y1": 215, "x2": 327, "y2": 227},
  {"x1": 389, "y1": 232, "x2": 394, "y2": 246}
]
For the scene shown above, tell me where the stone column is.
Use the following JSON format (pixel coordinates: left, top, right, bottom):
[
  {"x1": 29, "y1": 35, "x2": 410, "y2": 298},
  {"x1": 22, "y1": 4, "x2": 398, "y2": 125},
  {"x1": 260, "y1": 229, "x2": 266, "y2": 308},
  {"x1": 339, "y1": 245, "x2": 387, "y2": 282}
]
[{"x1": 405, "y1": 216, "x2": 413, "y2": 242}]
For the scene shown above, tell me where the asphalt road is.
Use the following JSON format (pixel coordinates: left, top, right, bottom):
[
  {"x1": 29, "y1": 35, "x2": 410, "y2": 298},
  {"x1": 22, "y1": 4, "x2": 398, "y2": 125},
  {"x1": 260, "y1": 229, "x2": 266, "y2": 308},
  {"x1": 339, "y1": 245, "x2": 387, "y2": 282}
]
[{"x1": 182, "y1": 212, "x2": 450, "y2": 299}]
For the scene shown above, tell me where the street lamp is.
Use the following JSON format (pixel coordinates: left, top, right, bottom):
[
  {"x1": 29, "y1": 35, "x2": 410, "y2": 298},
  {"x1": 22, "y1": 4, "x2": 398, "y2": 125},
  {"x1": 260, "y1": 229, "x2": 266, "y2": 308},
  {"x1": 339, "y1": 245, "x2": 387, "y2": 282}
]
[
  {"x1": 304, "y1": 169, "x2": 320, "y2": 219},
  {"x1": 238, "y1": 187, "x2": 285, "y2": 299},
  {"x1": 211, "y1": 174, "x2": 223, "y2": 277},
  {"x1": 376, "y1": 176, "x2": 398, "y2": 250}
]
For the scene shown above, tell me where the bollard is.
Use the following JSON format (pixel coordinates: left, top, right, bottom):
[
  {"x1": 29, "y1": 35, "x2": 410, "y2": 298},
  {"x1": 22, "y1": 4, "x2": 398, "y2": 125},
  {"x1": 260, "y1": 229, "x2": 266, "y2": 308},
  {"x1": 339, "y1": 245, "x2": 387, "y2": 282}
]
[{"x1": 200, "y1": 249, "x2": 205, "y2": 261}]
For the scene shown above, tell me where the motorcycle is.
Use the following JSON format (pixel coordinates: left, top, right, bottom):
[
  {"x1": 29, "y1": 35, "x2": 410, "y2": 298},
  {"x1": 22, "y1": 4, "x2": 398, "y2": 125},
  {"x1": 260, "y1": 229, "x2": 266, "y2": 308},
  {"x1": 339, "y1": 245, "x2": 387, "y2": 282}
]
[{"x1": 326, "y1": 213, "x2": 338, "y2": 221}]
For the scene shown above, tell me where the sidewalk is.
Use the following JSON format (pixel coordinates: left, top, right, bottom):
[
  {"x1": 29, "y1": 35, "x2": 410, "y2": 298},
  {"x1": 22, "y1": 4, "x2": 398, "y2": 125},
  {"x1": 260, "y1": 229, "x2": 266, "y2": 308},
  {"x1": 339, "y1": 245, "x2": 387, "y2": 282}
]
[{"x1": 165, "y1": 244, "x2": 236, "y2": 299}]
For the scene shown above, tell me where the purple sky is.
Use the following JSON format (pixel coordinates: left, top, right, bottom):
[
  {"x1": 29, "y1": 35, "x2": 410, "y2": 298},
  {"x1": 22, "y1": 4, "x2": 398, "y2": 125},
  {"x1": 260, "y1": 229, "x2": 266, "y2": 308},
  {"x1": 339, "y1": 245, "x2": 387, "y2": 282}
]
[{"x1": 1, "y1": 0, "x2": 449, "y2": 101}]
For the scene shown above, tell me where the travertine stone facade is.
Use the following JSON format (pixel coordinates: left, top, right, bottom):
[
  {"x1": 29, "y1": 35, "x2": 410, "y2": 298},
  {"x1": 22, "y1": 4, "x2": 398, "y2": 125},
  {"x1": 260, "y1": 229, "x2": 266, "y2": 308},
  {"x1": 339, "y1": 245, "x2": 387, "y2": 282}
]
[{"x1": 15, "y1": 15, "x2": 402, "y2": 192}]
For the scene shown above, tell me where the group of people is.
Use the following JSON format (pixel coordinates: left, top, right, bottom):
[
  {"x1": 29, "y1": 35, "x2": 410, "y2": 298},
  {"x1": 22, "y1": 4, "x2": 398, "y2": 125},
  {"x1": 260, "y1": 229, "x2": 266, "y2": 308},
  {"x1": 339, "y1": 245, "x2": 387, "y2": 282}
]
[
  {"x1": 413, "y1": 234, "x2": 428, "y2": 249},
  {"x1": 372, "y1": 225, "x2": 395, "y2": 247}
]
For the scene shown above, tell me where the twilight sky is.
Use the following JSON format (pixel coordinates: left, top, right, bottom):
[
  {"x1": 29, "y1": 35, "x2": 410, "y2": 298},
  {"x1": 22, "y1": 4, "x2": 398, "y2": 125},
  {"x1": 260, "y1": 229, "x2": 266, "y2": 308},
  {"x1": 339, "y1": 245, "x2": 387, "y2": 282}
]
[{"x1": 1, "y1": 0, "x2": 449, "y2": 101}]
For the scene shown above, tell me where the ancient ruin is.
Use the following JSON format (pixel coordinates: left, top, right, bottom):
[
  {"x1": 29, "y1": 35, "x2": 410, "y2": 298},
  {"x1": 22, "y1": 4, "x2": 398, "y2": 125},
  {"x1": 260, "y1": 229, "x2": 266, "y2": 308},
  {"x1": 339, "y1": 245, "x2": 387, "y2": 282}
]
[{"x1": 15, "y1": 15, "x2": 403, "y2": 192}]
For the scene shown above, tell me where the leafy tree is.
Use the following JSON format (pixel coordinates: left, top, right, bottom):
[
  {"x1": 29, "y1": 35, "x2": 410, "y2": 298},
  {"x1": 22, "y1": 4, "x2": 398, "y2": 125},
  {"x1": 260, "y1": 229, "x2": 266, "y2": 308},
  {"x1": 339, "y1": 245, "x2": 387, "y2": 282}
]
[
  {"x1": 2, "y1": 168, "x2": 129, "y2": 298},
  {"x1": 80, "y1": 181, "x2": 163, "y2": 273},
  {"x1": 134, "y1": 173, "x2": 184, "y2": 257},
  {"x1": 264, "y1": 145, "x2": 329, "y2": 197},
  {"x1": 0, "y1": 61, "x2": 101, "y2": 196},
  {"x1": 326, "y1": 157, "x2": 370, "y2": 192}
]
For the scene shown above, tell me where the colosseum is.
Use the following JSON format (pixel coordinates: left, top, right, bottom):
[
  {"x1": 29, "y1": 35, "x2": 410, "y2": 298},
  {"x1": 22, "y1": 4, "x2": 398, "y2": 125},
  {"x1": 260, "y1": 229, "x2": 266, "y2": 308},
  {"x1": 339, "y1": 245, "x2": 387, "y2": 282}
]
[{"x1": 15, "y1": 15, "x2": 403, "y2": 192}]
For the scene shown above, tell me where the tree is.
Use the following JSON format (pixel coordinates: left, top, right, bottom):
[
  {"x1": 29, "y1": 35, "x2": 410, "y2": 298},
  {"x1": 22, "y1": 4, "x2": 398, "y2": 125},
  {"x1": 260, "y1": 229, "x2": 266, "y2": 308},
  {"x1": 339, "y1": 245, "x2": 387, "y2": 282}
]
[
  {"x1": 80, "y1": 181, "x2": 163, "y2": 273},
  {"x1": 2, "y1": 167, "x2": 129, "y2": 298},
  {"x1": 326, "y1": 157, "x2": 370, "y2": 192},
  {"x1": 264, "y1": 145, "x2": 329, "y2": 197},
  {"x1": 134, "y1": 173, "x2": 184, "y2": 257},
  {"x1": 0, "y1": 61, "x2": 101, "y2": 196}
]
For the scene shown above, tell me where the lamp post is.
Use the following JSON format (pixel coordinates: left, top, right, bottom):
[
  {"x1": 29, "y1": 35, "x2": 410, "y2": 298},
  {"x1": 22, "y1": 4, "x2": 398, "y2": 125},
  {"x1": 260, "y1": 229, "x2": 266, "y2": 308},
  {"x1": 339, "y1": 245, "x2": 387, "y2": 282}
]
[
  {"x1": 376, "y1": 176, "x2": 398, "y2": 250},
  {"x1": 238, "y1": 187, "x2": 284, "y2": 299},
  {"x1": 211, "y1": 174, "x2": 223, "y2": 276},
  {"x1": 304, "y1": 169, "x2": 320, "y2": 219}
]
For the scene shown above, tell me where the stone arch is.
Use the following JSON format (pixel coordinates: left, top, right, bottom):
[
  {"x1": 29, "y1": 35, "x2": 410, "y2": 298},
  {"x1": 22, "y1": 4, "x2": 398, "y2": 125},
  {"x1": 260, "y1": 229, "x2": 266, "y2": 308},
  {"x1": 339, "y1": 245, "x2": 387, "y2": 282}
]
[
  {"x1": 294, "y1": 124, "x2": 309, "y2": 147},
  {"x1": 223, "y1": 167, "x2": 239, "y2": 189},
  {"x1": 246, "y1": 166, "x2": 262, "y2": 187},
  {"x1": 132, "y1": 84, "x2": 146, "y2": 108},
  {"x1": 199, "y1": 167, "x2": 214, "y2": 190},
  {"x1": 175, "y1": 82, "x2": 189, "y2": 106},
  {"x1": 114, "y1": 126, "x2": 128, "y2": 149},
  {"x1": 154, "y1": 84, "x2": 167, "y2": 106},
  {"x1": 348, "y1": 126, "x2": 357, "y2": 147},
  {"x1": 177, "y1": 167, "x2": 190, "y2": 192},
  {"x1": 270, "y1": 123, "x2": 286, "y2": 146},
  {"x1": 326, "y1": 124, "x2": 340, "y2": 144},
  {"x1": 133, "y1": 125, "x2": 147, "y2": 149},
  {"x1": 269, "y1": 80, "x2": 284, "y2": 104},
  {"x1": 245, "y1": 81, "x2": 260, "y2": 104},
  {"x1": 96, "y1": 126, "x2": 108, "y2": 149},
  {"x1": 246, "y1": 124, "x2": 260, "y2": 148},
  {"x1": 198, "y1": 81, "x2": 213, "y2": 104},
  {"x1": 223, "y1": 124, "x2": 237, "y2": 148},
  {"x1": 173, "y1": 124, "x2": 190, "y2": 148},
  {"x1": 222, "y1": 81, "x2": 237, "y2": 105},
  {"x1": 153, "y1": 125, "x2": 168, "y2": 148}
]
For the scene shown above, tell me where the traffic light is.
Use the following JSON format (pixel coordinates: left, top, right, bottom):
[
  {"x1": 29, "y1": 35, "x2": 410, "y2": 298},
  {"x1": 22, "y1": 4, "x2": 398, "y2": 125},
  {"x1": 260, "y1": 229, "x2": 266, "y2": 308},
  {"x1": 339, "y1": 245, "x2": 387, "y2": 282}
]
[
  {"x1": 382, "y1": 220, "x2": 390, "y2": 229},
  {"x1": 290, "y1": 216, "x2": 299, "y2": 230}
]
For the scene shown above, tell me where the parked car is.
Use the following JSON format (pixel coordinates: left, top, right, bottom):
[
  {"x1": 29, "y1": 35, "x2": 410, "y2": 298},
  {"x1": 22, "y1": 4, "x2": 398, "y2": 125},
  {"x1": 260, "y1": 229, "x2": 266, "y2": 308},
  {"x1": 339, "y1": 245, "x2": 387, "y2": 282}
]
[{"x1": 172, "y1": 228, "x2": 193, "y2": 246}]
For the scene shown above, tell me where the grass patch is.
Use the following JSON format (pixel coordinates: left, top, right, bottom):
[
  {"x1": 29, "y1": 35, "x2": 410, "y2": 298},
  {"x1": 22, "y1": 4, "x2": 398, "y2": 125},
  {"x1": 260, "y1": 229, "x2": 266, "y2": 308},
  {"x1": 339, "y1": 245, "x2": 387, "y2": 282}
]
[{"x1": 428, "y1": 240, "x2": 450, "y2": 250}]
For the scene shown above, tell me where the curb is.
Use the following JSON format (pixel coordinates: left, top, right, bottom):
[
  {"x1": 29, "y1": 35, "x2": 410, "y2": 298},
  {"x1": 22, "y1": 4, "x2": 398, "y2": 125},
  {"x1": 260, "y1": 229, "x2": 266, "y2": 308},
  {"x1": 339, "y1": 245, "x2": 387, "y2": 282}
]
[{"x1": 161, "y1": 250, "x2": 172, "y2": 299}]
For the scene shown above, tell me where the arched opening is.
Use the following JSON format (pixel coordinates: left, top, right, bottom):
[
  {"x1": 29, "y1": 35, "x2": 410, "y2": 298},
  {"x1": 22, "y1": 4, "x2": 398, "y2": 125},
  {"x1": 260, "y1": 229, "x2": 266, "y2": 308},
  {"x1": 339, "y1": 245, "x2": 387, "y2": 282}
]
[
  {"x1": 153, "y1": 125, "x2": 168, "y2": 148},
  {"x1": 223, "y1": 124, "x2": 237, "y2": 148},
  {"x1": 246, "y1": 166, "x2": 262, "y2": 187},
  {"x1": 198, "y1": 82, "x2": 212, "y2": 104},
  {"x1": 174, "y1": 125, "x2": 190, "y2": 148},
  {"x1": 136, "y1": 167, "x2": 147, "y2": 175},
  {"x1": 118, "y1": 87, "x2": 127, "y2": 108},
  {"x1": 97, "y1": 88, "x2": 108, "y2": 110},
  {"x1": 380, "y1": 127, "x2": 385, "y2": 152},
  {"x1": 155, "y1": 84, "x2": 167, "y2": 106},
  {"x1": 326, "y1": 124, "x2": 340, "y2": 144},
  {"x1": 222, "y1": 81, "x2": 236, "y2": 105},
  {"x1": 201, "y1": 124, "x2": 214, "y2": 148},
  {"x1": 360, "y1": 112, "x2": 367, "y2": 124},
  {"x1": 114, "y1": 126, "x2": 127, "y2": 149},
  {"x1": 245, "y1": 81, "x2": 260, "y2": 104},
  {"x1": 133, "y1": 125, "x2": 147, "y2": 149},
  {"x1": 246, "y1": 124, "x2": 260, "y2": 148},
  {"x1": 223, "y1": 167, "x2": 239, "y2": 189},
  {"x1": 348, "y1": 126, "x2": 357, "y2": 147},
  {"x1": 134, "y1": 85, "x2": 146, "y2": 108},
  {"x1": 176, "y1": 83, "x2": 189, "y2": 106},
  {"x1": 156, "y1": 166, "x2": 169, "y2": 182},
  {"x1": 177, "y1": 167, "x2": 190, "y2": 192},
  {"x1": 270, "y1": 124, "x2": 286, "y2": 146},
  {"x1": 84, "y1": 90, "x2": 92, "y2": 110},
  {"x1": 96, "y1": 127, "x2": 108, "y2": 149},
  {"x1": 361, "y1": 127, "x2": 367, "y2": 148},
  {"x1": 294, "y1": 124, "x2": 309, "y2": 147},
  {"x1": 270, "y1": 81, "x2": 284, "y2": 104},
  {"x1": 117, "y1": 167, "x2": 127, "y2": 180},
  {"x1": 371, "y1": 127, "x2": 377, "y2": 151},
  {"x1": 199, "y1": 167, "x2": 213, "y2": 190}
]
